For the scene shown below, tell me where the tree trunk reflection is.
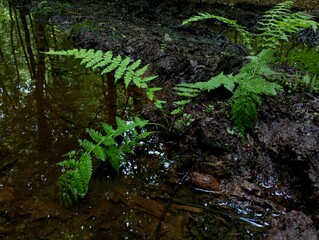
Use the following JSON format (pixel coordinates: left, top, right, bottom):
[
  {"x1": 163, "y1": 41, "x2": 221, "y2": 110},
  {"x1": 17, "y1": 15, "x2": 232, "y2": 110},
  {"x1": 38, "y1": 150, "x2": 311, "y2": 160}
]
[
  {"x1": 103, "y1": 74, "x2": 117, "y2": 127},
  {"x1": 19, "y1": 8, "x2": 52, "y2": 153}
]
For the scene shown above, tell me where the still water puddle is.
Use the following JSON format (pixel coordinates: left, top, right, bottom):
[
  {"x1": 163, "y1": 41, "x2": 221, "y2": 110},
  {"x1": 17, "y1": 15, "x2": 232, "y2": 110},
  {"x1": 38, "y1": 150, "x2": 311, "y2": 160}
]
[{"x1": 0, "y1": 2, "x2": 275, "y2": 239}]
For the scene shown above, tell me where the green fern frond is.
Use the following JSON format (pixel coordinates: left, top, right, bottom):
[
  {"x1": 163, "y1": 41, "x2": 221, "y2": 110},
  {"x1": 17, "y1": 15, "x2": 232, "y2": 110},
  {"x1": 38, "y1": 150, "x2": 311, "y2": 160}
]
[
  {"x1": 239, "y1": 49, "x2": 278, "y2": 77},
  {"x1": 93, "y1": 51, "x2": 113, "y2": 69},
  {"x1": 91, "y1": 146, "x2": 106, "y2": 161},
  {"x1": 231, "y1": 55, "x2": 281, "y2": 135},
  {"x1": 57, "y1": 117, "x2": 151, "y2": 205},
  {"x1": 178, "y1": 1, "x2": 317, "y2": 137},
  {"x1": 114, "y1": 56, "x2": 131, "y2": 82},
  {"x1": 101, "y1": 135, "x2": 117, "y2": 147},
  {"x1": 123, "y1": 59, "x2": 143, "y2": 87},
  {"x1": 154, "y1": 100, "x2": 167, "y2": 109},
  {"x1": 79, "y1": 139, "x2": 96, "y2": 152},
  {"x1": 174, "y1": 99, "x2": 193, "y2": 106},
  {"x1": 146, "y1": 87, "x2": 162, "y2": 100},
  {"x1": 101, "y1": 122, "x2": 115, "y2": 135},
  {"x1": 238, "y1": 76, "x2": 281, "y2": 96},
  {"x1": 77, "y1": 153, "x2": 93, "y2": 193},
  {"x1": 257, "y1": 0, "x2": 318, "y2": 49},
  {"x1": 285, "y1": 48, "x2": 319, "y2": 76},
  {"x1": 183, "y1": 12, "x2": 253, "y2": 52},
  {"x1": 171, "y1": 73, "x2": 235, "y2": 118},
  {"x1": 87, "y1": 129, "x2": 104, "y2": 143},
  {"x1": 182, "y1": 1, "x2": 318, "y2": 54},
  {"x1": 83, "y1": 49, "x2": 103, "y2": 68},
  {"x1": 174, "y1": 86, "x2": 201, "y2": 97},
  {"x1": 203, "y1": 73, "x2": 235, "y2": 92},
  {"x1": 172, "y1": 49, "x2": 281, "y2": 136},
  {"x1": 127, "y1": 59, "x2": 142, "y2": 71},
  {"x1": 46, "y1": 49, "x2": 161, "y2": 101},
  {"x1": 105, "y1": 147, "x2": 123, "y2": 173},
  {"x1": 174, "y1": 72, "x2": 235, "y2": 98},
  {"x1": 230, "y1": 50, "x2": 281, "y2": 134},
  {"x1": 171, "y1": 99, "x2": 192, "y2": 115},
  {"x1": 101, "y1": 55, "x2": 122, "y2": 74},
  {"x1": 231, "y1": 91, "x2": 261, "y2": 136},
  {"x1": 132, "y1": 65, "x2": 151, "y2": 88},
  {"x1": 302, "y1": 74, "x2": 319, "y2": 92},
  {"x1": 299, "y1": 74, "x2": 316, "y2": 90},
  {"x1": 57, "y1": 152, "x2": 93, "y2": 206}
]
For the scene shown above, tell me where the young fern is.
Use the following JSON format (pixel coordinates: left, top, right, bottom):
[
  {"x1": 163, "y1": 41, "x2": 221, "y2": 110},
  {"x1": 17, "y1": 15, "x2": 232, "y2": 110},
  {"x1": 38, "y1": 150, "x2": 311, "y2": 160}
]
[
  {"x1": 172, "y1": 72, "x2": 235, "y2": 115},
  {"x1": 46, "y1": 49, "x2": 160, "y2": 100},
  {"x1": 257, "y1": 0, "x2": 318, "y2": 50},
  {"x1": 284, "y1": 47, "x2": 319, "y2": 75},
  {"x1": 173, "y1": 49, "x2": 282, "y2": 135},
  {"x1": 57, "y1": 117, "x2": 151, "y2": 206},
  {"x1": 182, "y1": 12, "x2": 254, "y2": 53},
  {"x1": 57, "y1": 151, "x2": 93, "y2": 206},
  {"x1": 183, "y1": 0, "x2": 318, "y2": 54},
  {"x1": 177, "y1": 0, "x2": 317, "y2": 135}
]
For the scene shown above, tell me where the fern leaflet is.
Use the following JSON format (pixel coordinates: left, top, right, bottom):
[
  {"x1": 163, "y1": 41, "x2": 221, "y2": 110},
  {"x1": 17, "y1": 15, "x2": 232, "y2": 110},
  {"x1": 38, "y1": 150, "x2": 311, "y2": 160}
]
[
  {"x1": 257, "y1": 0, "x2": 318, "y2": 49},
  {"x1": 172, "y1": 49, "x2": 282, "y2": 136},
  {"x1": 46, "y1": 49, "x2": 160, "y2": 100},
  {"x1": 183, "y1": 1, "x2": 318, "y2": 55},
  {"x1": 183, "y1": 12, "x2": 253, "y2": 53},
  {"x1": 57, "y1": 117, "x2": 151, "y2": 206}
]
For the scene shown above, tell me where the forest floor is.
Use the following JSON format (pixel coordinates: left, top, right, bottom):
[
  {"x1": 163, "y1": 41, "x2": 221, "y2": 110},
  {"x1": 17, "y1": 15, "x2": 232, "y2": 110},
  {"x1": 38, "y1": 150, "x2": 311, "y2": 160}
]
[{"x1": 1, "y1": 0, "x2": 319, "y2": 239}]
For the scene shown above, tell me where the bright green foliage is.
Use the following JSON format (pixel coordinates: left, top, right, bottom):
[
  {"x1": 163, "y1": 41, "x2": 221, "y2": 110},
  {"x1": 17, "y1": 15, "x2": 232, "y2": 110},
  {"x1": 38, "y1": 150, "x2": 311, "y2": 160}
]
[
  {"x1": 57, "y1": 117, "x2": 151, "y2": 206},
  {"x1": 257, "y1": 1, "x2": 317, "y2": 50},
  {"x1": 183, "y1": 0, "x2": 318, "y2": 54},
  {"x1": 172, "y1": 72, "x2": 235, "y2": 116},
  {"x1": 175, "y1": 72, "x2": 235, "y2": 95},
  {"x1": 177, "y1": 0, "x2": 317, "y2": 135},
  {"x1": 284, "y1": 48, "x2": 319, "y2": 76},
  {"x1": 229, "y1": 50, "x2": 281, "y2": 134},
  {"x1": 46, "y1": 49, "x2": 160, "y2": 100},
  {"x1": 174, "y1": 49, "x2": 282, "y2": 135},
  {"x1": 57, "y1": 151, "x2": 92, "y2": 206}
]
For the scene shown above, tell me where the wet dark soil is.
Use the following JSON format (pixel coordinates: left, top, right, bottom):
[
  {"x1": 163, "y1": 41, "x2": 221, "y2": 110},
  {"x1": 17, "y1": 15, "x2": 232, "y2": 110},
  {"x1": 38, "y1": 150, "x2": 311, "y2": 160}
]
[{"x1": 1, "y1": 0, "x2": 319, "y2": 239}]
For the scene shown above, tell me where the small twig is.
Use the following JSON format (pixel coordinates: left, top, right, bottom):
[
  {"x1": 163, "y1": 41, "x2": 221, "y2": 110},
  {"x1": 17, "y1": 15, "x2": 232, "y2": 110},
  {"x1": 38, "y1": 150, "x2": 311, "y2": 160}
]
[{"x1": 153, "y1": 161, "x2": 197, "y2": 240}]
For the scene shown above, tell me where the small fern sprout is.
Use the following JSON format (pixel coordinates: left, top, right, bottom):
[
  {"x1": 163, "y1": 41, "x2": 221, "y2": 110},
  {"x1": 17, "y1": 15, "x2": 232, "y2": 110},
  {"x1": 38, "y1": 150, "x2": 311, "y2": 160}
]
[{"x1": 57, "y1": 117, "x2": 152, "y2": 206}]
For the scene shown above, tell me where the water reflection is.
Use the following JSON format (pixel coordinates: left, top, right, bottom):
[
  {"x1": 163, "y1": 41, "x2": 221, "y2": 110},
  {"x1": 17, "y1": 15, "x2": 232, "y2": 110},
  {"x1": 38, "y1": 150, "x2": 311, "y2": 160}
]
[{"x1": 0, "y1": 0, "x2": 142, "y2": 157}]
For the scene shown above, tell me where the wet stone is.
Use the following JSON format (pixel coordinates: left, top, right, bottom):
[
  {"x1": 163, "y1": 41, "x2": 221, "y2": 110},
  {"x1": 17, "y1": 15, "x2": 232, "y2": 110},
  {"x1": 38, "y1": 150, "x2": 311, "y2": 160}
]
[{"x1": 188, "y1": 172, "x2": 220, "y2": 191}]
